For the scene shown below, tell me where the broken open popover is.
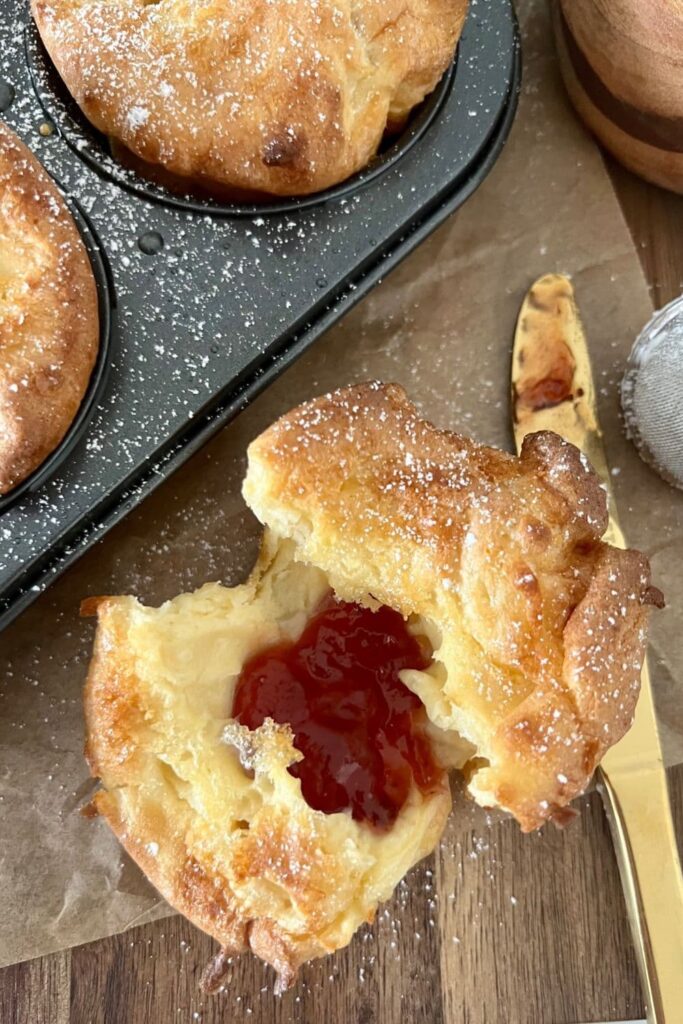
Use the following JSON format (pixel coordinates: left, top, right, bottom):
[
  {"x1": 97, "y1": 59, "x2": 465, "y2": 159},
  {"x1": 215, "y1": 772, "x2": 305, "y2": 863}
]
[{"x1": 83, "y1": 383, "x2": 660, "y2": 986}]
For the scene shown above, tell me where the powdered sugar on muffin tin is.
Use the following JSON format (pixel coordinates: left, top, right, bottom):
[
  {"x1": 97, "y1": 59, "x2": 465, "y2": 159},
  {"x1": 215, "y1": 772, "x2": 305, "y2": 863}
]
[{"x1": 0, "y1": 0, "x2": 519, "y2": 629}]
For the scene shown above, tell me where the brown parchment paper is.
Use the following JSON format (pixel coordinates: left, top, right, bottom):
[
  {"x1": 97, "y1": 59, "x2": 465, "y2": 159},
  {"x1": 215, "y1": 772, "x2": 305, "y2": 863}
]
[{"x1": 0, "y1": 0, "x2": 681, "y2": 968}]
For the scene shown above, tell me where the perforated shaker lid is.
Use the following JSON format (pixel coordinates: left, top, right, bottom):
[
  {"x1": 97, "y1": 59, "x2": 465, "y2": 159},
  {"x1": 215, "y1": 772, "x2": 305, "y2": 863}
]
[{"x1": 621, "y1": 296, "x2": 683, "y2": 490}]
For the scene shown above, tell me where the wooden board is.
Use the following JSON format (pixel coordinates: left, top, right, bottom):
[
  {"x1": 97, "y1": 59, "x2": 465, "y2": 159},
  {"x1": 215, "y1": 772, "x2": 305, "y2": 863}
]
[{"x1": 2, "y1": 770, "x2": 682, "y2": 1024}]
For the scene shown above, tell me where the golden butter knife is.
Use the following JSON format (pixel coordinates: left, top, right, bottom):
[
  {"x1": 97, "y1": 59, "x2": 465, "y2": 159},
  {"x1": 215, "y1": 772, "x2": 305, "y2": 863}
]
[{"x1": 511, "y1": 274, "x2": 683, "y2": 1024}]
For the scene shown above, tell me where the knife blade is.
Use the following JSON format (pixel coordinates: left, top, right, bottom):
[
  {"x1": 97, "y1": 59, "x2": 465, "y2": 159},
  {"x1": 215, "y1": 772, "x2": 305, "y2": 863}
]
[{"x1": 511, "y1": 274, "x2": 683, "y2": 1024}]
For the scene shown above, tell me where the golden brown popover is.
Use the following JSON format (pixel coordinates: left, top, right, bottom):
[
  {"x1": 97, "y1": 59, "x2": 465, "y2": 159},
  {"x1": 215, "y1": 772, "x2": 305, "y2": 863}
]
[
  {"x1": 83, "y1": 383, "x2": 660, "y2": 986},
  {"x1": 0, "y1": 121, "x2": 99, "y2": 495},
  {"x1": 32, "y1": 0, "x2": 469, "y2": 196}
]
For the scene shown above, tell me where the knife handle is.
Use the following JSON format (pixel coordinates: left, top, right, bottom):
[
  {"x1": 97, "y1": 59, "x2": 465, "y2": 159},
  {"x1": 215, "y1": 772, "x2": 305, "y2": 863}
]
[{"x1": 597, "y1": 686, "x2": 683, "y2": 1024}]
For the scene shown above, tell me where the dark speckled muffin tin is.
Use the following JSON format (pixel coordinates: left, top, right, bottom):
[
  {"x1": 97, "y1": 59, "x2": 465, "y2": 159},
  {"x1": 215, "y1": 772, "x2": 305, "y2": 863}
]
[{"x1": 0, "y1": 0, "x2": 520, "y2": 631}]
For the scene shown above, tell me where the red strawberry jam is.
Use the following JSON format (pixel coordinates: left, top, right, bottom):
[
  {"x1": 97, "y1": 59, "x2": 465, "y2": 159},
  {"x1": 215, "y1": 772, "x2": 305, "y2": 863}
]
[{"x1": 232, "y1": 595, "x2": 442, "y2": 830}]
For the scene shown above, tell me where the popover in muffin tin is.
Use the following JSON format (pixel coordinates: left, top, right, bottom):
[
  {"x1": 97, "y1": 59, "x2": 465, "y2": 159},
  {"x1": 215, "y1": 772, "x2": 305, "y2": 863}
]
[{"x1": 32, "y1": 0, "x2": 469, "y2": 197}]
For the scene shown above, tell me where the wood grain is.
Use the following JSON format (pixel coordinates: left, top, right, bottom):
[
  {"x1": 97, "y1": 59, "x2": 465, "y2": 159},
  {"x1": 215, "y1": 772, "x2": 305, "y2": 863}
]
[
  {"x1": 606, "y1": 156, "x2": 683, "y2": 309},
  {"x1": 555, "y1": 0, "x2": 683, "y2": 194},
  {"x1": 0, "y1": 951, "x2": 70, "y2": 1024},
  {"x1": 2, "y1": 149, "x2": 683, "y2": 1024}
]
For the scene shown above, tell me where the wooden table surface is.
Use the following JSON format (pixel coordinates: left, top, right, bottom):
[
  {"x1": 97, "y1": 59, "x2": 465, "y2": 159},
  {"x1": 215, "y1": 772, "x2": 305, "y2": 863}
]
[{"x1": 2, "y1": 159, "x2": 683, "y2": 1024}]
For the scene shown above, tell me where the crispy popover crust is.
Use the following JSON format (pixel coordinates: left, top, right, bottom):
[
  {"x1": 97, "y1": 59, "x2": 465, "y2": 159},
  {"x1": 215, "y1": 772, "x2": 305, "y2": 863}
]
[
  {"x1": 32, "y1": 0, "x2": 468, "y2": 196},
  {"x1": 0, "y1": 121, "x2": 99, "y2": 494},
  {"x1": 244, "y1": 383, "x2": 661, "y2": 831},
  {"x1": 83, "y1": 536, "x2": 454, "y2": 988}
]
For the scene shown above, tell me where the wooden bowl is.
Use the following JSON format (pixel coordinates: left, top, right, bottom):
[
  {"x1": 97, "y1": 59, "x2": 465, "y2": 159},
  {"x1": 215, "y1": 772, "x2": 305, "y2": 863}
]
[{"x1": 553, "y1": 0, "x2": 683, "y2": 193}]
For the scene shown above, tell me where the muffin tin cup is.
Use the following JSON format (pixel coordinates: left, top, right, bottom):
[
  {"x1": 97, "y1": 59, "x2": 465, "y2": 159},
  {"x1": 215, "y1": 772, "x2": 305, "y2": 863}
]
[
  {"x1": 0, "y1": 0, "x2": 521, "y2": 631},
  {"x1": 25, "y1": 23, "x2": 458, "y2": 218}
]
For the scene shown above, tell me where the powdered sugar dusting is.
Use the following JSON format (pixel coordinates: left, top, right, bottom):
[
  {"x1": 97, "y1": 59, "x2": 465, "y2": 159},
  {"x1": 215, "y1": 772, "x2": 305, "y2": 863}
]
[{"x1": 0, "y1": 0, "x2": 516, "y2": 625}]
